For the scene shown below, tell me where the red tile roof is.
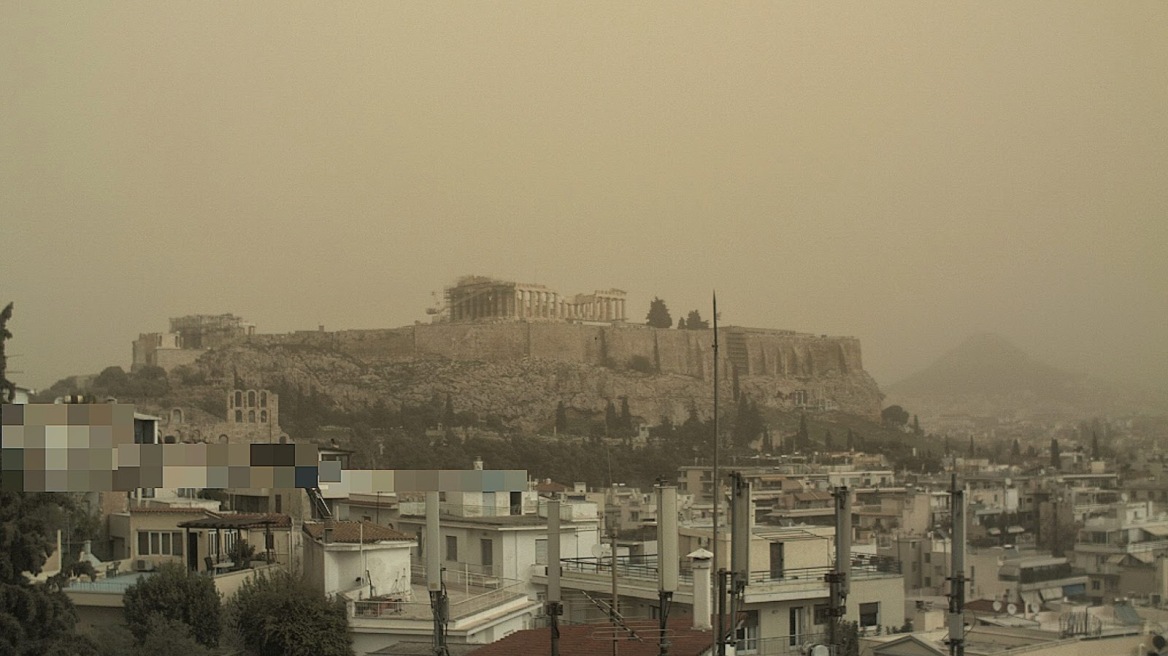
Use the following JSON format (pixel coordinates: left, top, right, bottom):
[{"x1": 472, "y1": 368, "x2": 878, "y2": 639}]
[
  {"x1": 467, "y1": 618, "x2": 713, "y2": 656},
  {"x1": 303, "y1": 520, "x2": 413, "y2": 544}
]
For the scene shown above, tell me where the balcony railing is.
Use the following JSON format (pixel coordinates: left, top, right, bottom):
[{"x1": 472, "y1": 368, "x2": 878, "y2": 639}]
[
  {"x1": 410, "y1": 563, "x2": 505, "y2": 590},
  {"x1": 552, "y1": 556, "x2": 899, "y2": 591},
  {"x1": 737, "y1": 632, "x2": 834, "y2": 655},
  {"x1": 350, "y1": 580, "x2": 529, "y2": 622},
  {"x1": 557, "y1": 555, "x2": 695, "y2": 587}
]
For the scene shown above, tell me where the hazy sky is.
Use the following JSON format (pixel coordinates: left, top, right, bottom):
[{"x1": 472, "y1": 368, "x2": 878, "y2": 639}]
[{"x1": 3, "y1": 2, "x2": 1166, "y2": 392}]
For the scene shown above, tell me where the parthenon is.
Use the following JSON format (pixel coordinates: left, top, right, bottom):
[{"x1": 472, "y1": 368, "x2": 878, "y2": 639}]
[{"x1": 435, "y1": 275, "x2": 627, "y2": 323}]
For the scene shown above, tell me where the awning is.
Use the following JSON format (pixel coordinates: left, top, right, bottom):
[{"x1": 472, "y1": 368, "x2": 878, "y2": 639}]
[
  {"x1": 1040, "y1": 587, "x2": 1063, "y2": 601},
  {"x1": 1132, "y1": 551, "x2": 1156, "y2": 565},
  {"x1": 1021, "y1": 591, "x2": 1043, "y2": 611},
  {"x1": 1063, "y1": 583, "x2": 1087, "y2": 597},
  {"x1": 1106, "y1": 554, "x2": 1127, "y2": 564},
  {"x1": 1143, "y1": 525, "x2": 1168, "y2": 537},
  {"x1": 988, "y1": 528, "x2": 1001, "y2": 536},
  {"x1": 1007, "y1": 526, "x2": 1025, "y2": 534}
]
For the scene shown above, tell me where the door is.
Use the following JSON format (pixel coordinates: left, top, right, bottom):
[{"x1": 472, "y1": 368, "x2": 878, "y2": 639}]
[
  {"x1": 789, "y1": 606, "x2": 804, "y2": 646},
  {"x1": 481, "y1": 538, "x2": 494, "y2": 575},
  {"x1": 770, "y1": 542, "x2": 784, "y2": 579},
  {"x1": 188, "y1": 532, "x2": 199, "y2": 571}
]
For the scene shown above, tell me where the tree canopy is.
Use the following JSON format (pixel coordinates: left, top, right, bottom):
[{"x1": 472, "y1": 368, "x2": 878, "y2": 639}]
[
  {"x1": 229, "y1": 569, "x2": 354, "y2": 656},
  {"x1": 682, "y1": 310, "x2": 709, "y2": 330},
  {"x1": 0, "y1": 302, "x2": 98, "y2": 655},
  {"x1": 122, "y1": 562, "x2": 221, "y2": 648},
  {"x1": 881, "y1": 405, "x2": 910, "y2": 428},
  {"x1": 645, "y1": 297, "x2": 672, "y2": 328}
]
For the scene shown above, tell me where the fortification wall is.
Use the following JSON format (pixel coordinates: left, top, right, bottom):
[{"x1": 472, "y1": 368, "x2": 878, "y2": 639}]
[
  {"x1": 246, "y1": 323, "x2": 864, "y2": 383},
  {"x1": 528, "y1": 323, "x2": 588, "y2": 363},
  {"x1": 151, "y1": 348, "x2": 203, "y2": 372},
  {"x1": 413, "y1": 323, "x2": 527, "y2": 362},
  {"x1": 212, "y1": 321, "x2": 866, "y2": 393}
]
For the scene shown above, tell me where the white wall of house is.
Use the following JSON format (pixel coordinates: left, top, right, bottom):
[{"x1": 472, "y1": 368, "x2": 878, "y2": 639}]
[{"x1": 304, "y1": 538, "x2": 413, "y2": 599}]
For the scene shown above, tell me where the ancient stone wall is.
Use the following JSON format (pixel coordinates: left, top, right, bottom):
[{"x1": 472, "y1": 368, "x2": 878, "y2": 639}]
[{"x1": 245, "y1": 323, "x2": 865, "y2": 382}]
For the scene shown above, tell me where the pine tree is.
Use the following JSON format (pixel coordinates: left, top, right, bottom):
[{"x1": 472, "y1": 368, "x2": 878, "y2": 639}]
[
  {"x1": 1091, "y1": 431, "x2": 1099, "y2": 460},
  {"x1": 605, "y1": 400, "x2": 618, "y2": 437},
  {"x1": 443, "y1": 394, "x2": 455, "y2": 427},
  {"x1": 619, "y1": 397, "x2": 633, "y2": 435},
  {"x1": 796, "y1": 414, "x2": 810, "y2": 452},
  {"x1": 968, "y1": 436, "x2": 975, "y2": 458},
  {"x1": 1050, "y1": 438, "x2": 1061, "y2": 470},
  {"x1": 645, "y1": 297, "x2": 673, "y2": 328},
  {"x1": 912, "y1": 415, "x2": 922, "y2": 436},
  {"x1": 555, "y1": 401, "x2": 568, "y2": 435}
]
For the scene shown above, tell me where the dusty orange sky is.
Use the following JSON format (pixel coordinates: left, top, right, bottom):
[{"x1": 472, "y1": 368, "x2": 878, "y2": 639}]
[{"x1": 2, "y1": 2, "x2": 1166, "y2": 391}]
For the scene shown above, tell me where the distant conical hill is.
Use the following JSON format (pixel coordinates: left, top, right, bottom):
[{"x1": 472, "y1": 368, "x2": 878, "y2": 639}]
[
  {"x1": 889, "y1": 333, "x2": 1083, "y2": 400},
  {"x1": 885, "y1": 333, "x2": 1167, "y2": 418}
]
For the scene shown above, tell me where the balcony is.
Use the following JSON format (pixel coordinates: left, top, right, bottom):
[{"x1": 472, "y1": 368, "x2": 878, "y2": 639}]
[{"x1": 349, "y1": 566, "x2": 531, "y2": 626}]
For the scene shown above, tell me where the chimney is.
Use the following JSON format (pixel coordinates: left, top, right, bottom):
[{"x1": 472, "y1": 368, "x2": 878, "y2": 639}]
[
  {"x1": 688, "y1": 548, "x2": 714, "y2": 631},
  {"x1": 473, "y1": 457, "x2": 484, "y2": 471}
]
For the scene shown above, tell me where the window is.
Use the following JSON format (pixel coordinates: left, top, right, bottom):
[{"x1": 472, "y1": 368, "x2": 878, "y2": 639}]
[
  {"x1": 789, "y1": 607, "x2": 804, "y2": 646},
  {"x1": 859, "y1": 602, "x2": 879, "y2": 628},
  {"x1": 924, "y1": 552, "x2": 931, "y2": 564},
  {"x1": 248, "y1": 391, "x2": 256, "y2": 407},
  {"x1": 235, "y1": 410, "x2": 243, "y2": 423},
  {"x1": 137, "y1": 531, "x2": 184, "y2": 556},
  {"x1": 446, "y1": 535, "x2": 457, "y2": 561},
  {"x1": 234, "y1": 391, "x2": 242, "y2": 407},
  {"x1": 260, "y1": 392, "x2": 267, "y2": 408},
  {"x1": 248, "y1": 410, "x2": 256, "y2": 423},
  {"x1": 265, "y1": 532, "x2": 275, "y2": 550},
  {"x1": 274, "y1": 494, "x2": 282, "y2": 514},
  {"x1": 535, "y1": 539, "x2": 548, "y2": 565},
  {"x1": 1091, "y1": 580, "x2": 1101, "y2": 591}
]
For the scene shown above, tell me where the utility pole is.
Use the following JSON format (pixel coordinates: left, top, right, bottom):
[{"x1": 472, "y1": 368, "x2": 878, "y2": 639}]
[
  {"x1": 826, "y1": 486, "x2": 851, "y2": 648},
  {"x1": 657, "y1": 483, "x2": 679, "y2": 656},
  {"x1": 547, "y1": 499, "x2": 562, "y2": 656},
  {"x1": 426, "y1": 492, "x2": 450, "y2": 656},
  {"x1": 711, "y1": 292, "x2": 724, "y2": 656},
  {"x1": 611, "y1": 527, "x2": 620, "y2": 656},
  {"x1": 729, "y1": 472, "x2": 750, "y2": 652},
  {"x1": 946, "y1": 475, "x2": 965, "y2": 656}
]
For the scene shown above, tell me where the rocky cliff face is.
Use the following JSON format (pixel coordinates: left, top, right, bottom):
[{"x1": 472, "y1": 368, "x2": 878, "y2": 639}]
[{"x1": 180, "y1": 340, "x2": 882, "y2": 431}]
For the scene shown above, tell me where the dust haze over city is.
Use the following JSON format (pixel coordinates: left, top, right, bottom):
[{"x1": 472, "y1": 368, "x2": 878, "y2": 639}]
[
  {"x1": 7, "y1": 4, "x2": 1168, "y2": 656},
  {"x1": 2, "y1": 1, "x2": 1165, "y2": 398}
]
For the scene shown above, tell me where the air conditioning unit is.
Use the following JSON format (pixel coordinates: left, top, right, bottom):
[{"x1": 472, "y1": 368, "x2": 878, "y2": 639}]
[{"x1": 134, "y1": 559, "x2": 155, "y2": 572}]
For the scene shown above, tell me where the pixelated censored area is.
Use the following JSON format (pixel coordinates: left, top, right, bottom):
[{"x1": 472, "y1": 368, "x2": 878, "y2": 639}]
[{"x1": 2, "y1": 404, "x2": 526, "y2": 492}]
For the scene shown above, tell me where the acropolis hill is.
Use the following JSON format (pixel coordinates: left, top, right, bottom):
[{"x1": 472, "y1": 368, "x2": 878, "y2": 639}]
[{"x1": 132, "y1": 277, "x2": 884, "y2": 424}]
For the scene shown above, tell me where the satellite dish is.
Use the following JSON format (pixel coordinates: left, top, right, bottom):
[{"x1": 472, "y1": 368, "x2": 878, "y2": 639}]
[
  {"x1": 1007, "y1": 603, "x2": 1018, "y2": 615},
  {"x1": 809, "y1": 645, "x2": 830, "y2": 656},
  {"x1": 592, "y1": 544, "x2": 612, "y2": 558},
  {"x1": 992, "y1": 601, "x2": 1003, "y2": 612},
  {"x1": 1027, "y1": 603, "x2": 1039, "y2": 614},
  {"x1": 1154, "y1": 634, "x2": 1167, "y2": 650}
]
